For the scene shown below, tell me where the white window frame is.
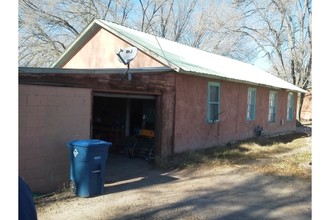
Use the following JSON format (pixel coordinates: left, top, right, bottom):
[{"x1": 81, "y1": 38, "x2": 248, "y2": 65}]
[
  {"x1": 268, "y1": 91, "x2": 277, "y2": 122},
  {"x1": 207, "y1": 82, "x2": 220, "y2": 123},
  {"x1": 287, "y1": 92, "x2": 294, "y2": 121},
  {"x1": 246, "y1": 88, "x2": 256, "y2": 120}
]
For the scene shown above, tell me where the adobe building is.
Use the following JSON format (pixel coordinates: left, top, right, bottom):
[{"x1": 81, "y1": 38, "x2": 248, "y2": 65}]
[{"x1": 19, "y1": 19, "x2": 306, "y2": 193}]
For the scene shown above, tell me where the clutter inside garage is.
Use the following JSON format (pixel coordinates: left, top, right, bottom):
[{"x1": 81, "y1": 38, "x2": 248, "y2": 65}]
[{"x1": 92, "y1": 94, "x2": 156, "y2": 161}]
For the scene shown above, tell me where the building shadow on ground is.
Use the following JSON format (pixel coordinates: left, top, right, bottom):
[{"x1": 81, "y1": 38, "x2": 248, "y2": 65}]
[{"x1": 103, "y1": 153, "x2": 178, "y2": 194}]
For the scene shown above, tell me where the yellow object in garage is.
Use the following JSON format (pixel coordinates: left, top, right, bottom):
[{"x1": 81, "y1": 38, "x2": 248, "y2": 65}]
[{"x1": 139, "y1": 129, "x2": 154, "y2": 138}]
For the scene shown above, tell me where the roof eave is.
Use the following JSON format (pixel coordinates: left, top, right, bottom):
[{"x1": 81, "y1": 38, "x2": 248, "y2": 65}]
[
  {"x1": 178, "y1": 69, "x2": 306, "y2": 93},
  {"x1": 19, "y1": 66, "x2": 173, "y2": 75}
]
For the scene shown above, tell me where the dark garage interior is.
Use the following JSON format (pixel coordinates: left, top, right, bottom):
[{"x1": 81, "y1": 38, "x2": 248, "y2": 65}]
[{"x1": 92, "y1": 93, "x2": 157, "y2": 160}]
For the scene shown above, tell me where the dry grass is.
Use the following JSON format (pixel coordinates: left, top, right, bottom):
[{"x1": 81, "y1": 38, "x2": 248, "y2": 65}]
[
  {"x1": 248, "y1": 136, "x2": 311, "y2": 180},
  {"x1": 158, "y1": 132, "x2": 311, "y2": 180},
  {"x1": 254, "y1": 152, "x2": 311, "y2": 179}
]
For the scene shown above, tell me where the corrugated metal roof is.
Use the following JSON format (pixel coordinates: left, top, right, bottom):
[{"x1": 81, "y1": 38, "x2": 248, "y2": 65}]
[{"x1": 53, "y1": 19, "x2": 306, "y2": 93}]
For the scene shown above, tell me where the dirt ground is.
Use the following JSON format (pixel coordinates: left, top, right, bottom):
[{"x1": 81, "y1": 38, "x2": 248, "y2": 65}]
[{"x1": 35, "y1": 131, "x2": 311, "y2": 220}]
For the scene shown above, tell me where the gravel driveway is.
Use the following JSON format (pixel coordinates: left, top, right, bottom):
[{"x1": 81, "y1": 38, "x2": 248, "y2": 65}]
[{"x1": 36, "y1": 137, "x2": 311, "y2": 220}]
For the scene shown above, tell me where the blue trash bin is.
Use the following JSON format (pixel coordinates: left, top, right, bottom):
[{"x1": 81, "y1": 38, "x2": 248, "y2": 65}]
[{"x1": 67, "y1": 139, "x2": 111, "y2": 198}]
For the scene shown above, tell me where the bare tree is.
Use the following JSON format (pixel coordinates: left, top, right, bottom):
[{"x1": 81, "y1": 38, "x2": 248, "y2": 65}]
[
  {"x1": 19, "y1": 0, "x2": 134, "y2": 67},
  {"x1": 135, "y1": 0, "x2": 197, "y2": 43},
  {"x1": 158, "y1": 0, "x2": 174, "y2": 38},
  {"x1": 234, "y1": 0, "x2": 312, "y2": 119},
  {"x1": 19, "y1": 0, "x2": 278, "y2": 71},
  {"x1": 192, "y1": 0, "x2": 257, "y2": 63},
  {"x1": 136, "y1": 0, "x2": 167, "y2": 33},
  {"x1": 135, "y1": 0, "x2": 251, "y2": 62},
  {"x1": 171, "y1": 0, "x2": 198, "y2": 42}
]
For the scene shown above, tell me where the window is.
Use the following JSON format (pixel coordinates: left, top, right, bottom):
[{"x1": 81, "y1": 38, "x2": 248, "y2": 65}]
[
  {"x1": 207, "y1": 82, "x2": 220, "y2": 123},
  {"x1": 247, "y1": 88, "x2": 256, "y2": 120},
  {"x1": 287, "y1": 92, "x2": 294, "y2": 121},
  {"x1": 268, "y1": 91, "x2": 277, "y2": 122}
]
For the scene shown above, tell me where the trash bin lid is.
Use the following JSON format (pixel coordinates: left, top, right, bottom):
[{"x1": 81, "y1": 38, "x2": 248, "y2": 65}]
[{"x1": 67, "y1": 139, "x2": 111, "y2": 148}]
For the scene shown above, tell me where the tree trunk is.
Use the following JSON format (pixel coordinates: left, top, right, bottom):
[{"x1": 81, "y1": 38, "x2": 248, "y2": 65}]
[{"x1": 297, "y1": 92, "x2": 305, "y2": 121}]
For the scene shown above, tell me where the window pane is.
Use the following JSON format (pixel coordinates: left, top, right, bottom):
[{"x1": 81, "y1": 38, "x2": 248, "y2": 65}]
[
  {"x1": 268, "y1": 91, "x2": 277, "y2": 122},
  {"x1": 247, "y1": 88, "x2": 256, "y2": 120},
  {"x1": 210, "y1": 104, "x2": 219, "y2": 121},
  {"x1": 287, "y1": 93, "x2": 294, "y2": 121},
  {"x1": 288, "y1": 107, "x2": 293, "y2": 120},
  {"x1": 210, "y1": 86, "x2": 219, "y2": 102},
  {"x1": 208, "y1": 82, "x2": 220, "y2": 123},
  {"x1": 249, "y1": 104, "x2": 255, "y2": 119},
  {"x1": 269, "y1": 107, "x2": 276, "y2": 122}
]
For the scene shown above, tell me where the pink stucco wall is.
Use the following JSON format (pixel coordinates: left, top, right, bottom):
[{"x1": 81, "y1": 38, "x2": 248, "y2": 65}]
[
  {"x1": 62, "y1": 28, "x2": 165, "y2": 68},
  {"x1": 58, "y1": 25, "x2": 298, "y2": 156},
  {"x1": 19, "y1": 84, "x2": 92, "y2": 193},
  {"x1": 173, "y1": 74, "x2": 297, "y2": 153}
]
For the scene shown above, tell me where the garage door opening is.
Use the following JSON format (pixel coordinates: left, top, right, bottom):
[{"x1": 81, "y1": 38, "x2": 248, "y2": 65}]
[{"x1": 92, "y1": 93, "x2": 157, "y2": 160}]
